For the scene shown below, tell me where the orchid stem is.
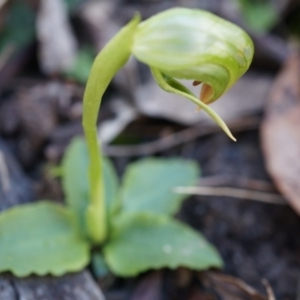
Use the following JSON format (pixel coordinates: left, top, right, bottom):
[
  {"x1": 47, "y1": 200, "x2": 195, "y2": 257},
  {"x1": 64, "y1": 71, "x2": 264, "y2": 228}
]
[{"x1": 82, "y1": 15, "x2": 140, "y2": 244}]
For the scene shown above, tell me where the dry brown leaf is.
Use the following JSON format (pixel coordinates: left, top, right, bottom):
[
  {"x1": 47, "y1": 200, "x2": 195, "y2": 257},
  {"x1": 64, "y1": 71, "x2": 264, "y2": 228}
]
[
  {"x1": 77, "y1": 1, "x2": 119, "y2": 50},
  {"x1": 202, "y1": 272, "x2": 267, "y2": 300},
  {"x1": 14, "y1": 82, "x2": 78, "y2": 166},
  {"x1": 261, "y1": 51, "x2": 300, "y2": 214},
  {"x1": 99, "y1": 98, "x2": 138, "y2": 144},
  {"x1": 37, "y1": 0, "x2": 77, "y2": 75}
]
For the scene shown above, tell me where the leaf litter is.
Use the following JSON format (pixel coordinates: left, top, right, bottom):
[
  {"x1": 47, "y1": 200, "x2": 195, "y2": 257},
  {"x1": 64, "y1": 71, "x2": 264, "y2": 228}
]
[
  {"x1": 261, "y1": 51, "x2": 300, "y2": 215},
  {"x1": 1, "y1": 0, "x2": 299, "y2": 300}
]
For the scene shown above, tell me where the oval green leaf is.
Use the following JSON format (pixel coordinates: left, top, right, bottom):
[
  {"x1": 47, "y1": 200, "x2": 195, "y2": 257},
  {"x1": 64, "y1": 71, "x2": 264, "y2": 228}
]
[
  {"x1": 0, "y1": 202, "x2": 90, "y2": 277},
  {"x1": 104, "y1": 212, "x2": 223, "y2": 276},
  {"x1": 120, "y1": 158, "x2": 199, "y2": 215}
]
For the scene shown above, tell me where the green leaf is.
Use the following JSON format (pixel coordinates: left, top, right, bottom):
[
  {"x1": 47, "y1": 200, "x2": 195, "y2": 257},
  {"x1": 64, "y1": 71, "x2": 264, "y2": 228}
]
[
  {"x1": 0, "y1": 202, "x2": 90, "y2": 277},
  {"x1": 0, "y1": 1, "x2": 35, "y2": 51},
  {"x1": 62, "y1": 137, "x2": 119, "y2": 237},
  {"x1": 237, "y1": 0, "x2": 278, "y2": 33},
  {"x1": 103, "y1": 156, "x2": 119, "y2": 216},
  {"x1": 120, "y1": 158, "x2": 199, "y2": 215},
  {"x1": 104, "y1": 213, "x2": 223, "y2": 276},
  {"x1": 62, "y1": 137, "x2": 90, "y2": 237}
]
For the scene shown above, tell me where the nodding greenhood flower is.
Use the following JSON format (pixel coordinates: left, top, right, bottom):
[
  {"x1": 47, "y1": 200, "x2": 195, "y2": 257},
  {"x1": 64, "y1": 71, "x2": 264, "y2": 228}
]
[
  {"x1": 131, "y1": 8, "x2": 254, "y2": 141},
  {"x1": 133, "y1": 8, "x2": 253, "y2": 105},
  {"x1": 82, "y1": 7, "x2": 254, "y2": 243}
]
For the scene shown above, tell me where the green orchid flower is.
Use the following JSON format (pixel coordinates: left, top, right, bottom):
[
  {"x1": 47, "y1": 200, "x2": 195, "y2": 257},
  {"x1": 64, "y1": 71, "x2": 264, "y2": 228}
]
[
  {"x1": 82, "y1": 8, "x2": 254, "y2": 244},
  {"x1": 133, "y1": 8, "x2": 253, "y2": 103}
]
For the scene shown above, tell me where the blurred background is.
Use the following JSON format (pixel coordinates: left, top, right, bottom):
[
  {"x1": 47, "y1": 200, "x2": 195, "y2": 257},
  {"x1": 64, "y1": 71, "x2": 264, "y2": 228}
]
[{"x1": 0, "y1": 0, "x2": 300, "y2": 299}]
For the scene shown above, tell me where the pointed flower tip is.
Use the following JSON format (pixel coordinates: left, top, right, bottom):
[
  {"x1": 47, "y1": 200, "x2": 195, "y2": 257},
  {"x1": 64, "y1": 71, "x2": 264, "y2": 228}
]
[
  {"x1": 128, "y1": 12, "x2": 141, "y2": 27},
  {"x1": 229, "y1": 134, "x2": 237, "y2": 142},
  {"x1": 221, "y1": 121, "x2": 236, "y2": 142}
]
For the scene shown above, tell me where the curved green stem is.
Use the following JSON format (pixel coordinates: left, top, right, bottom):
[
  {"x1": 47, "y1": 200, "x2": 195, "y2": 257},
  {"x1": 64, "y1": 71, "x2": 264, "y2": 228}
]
[{"x1": 82, "y1": 15, "x2": 140, "y2": 244}]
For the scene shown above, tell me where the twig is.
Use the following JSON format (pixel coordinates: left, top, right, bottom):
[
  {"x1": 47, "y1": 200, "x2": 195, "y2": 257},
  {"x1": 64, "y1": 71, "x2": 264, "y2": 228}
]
[
  {"x1": 262, "y1": 279, "x2": 276, "y2": 300},
  {"x1": 103, "y1": 116, "x2": 260, "y2": 156},
  {"x1": 0, "y1": 150, "x2": 10, "y2": 192},
  {"x1": 203, "y1": 271, "x2": 267, "y2": 300},
  {"x1": 0, "y1": 0, "x2": 7, "y2": 10},
  {"x1": 173, "y1": 186, "x2": 286, "y2": 205},
  {"x1": 198, "y1": 175, "x2": 277, "y2": 193}
]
